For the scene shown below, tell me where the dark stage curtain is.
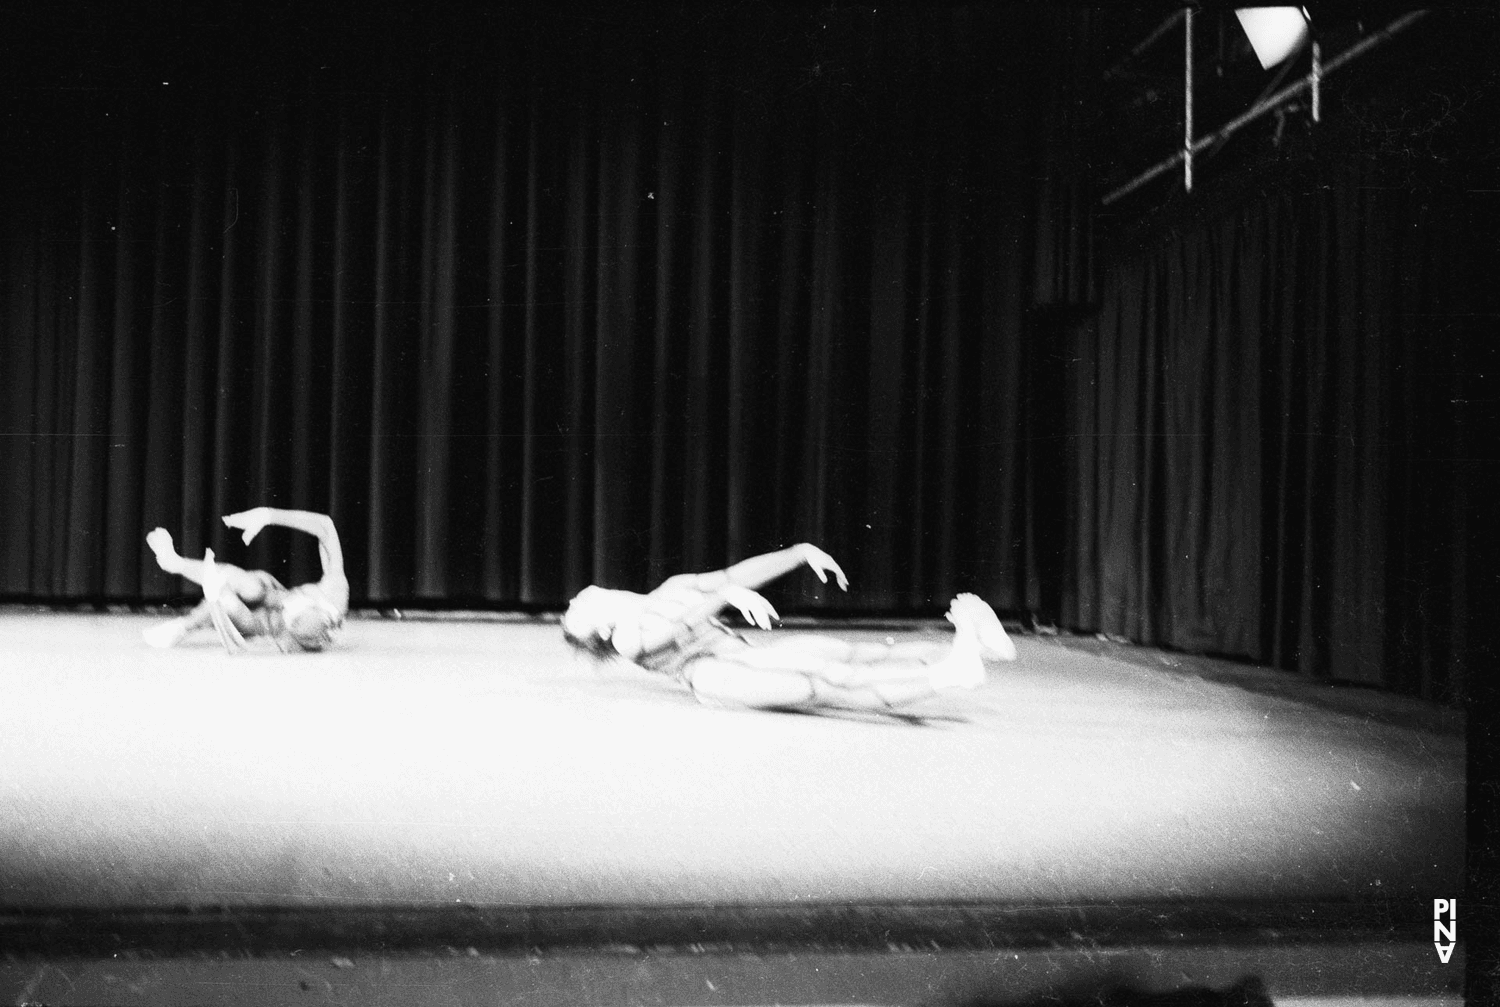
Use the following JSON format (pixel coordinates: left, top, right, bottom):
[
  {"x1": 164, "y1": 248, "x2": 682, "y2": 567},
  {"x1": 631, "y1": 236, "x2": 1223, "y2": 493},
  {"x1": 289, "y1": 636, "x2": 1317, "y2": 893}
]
[
  {"x1": 0, "y1": 7, "x2": 1094, "y2": 613},
  {"x1": 1065, "y1": 175, "x2": 1496, "y2": 701}
]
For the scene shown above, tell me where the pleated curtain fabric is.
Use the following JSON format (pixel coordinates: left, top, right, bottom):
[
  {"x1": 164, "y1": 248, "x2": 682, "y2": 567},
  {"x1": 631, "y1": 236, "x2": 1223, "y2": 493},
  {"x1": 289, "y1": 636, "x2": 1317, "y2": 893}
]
[
  {"x1": 0, "y1": 8, "x2": 1092, "y2": 609},
  {"x1": 1066, "y1": 182, "x2": 1493, "y2": 701}
]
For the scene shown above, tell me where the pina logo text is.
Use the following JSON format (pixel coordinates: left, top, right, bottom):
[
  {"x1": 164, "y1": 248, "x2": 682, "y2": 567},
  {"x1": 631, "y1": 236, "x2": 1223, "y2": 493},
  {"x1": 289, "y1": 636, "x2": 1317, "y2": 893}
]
[{"x1": 1433, "y1": 899, "x2": 1457, "y2": 963}]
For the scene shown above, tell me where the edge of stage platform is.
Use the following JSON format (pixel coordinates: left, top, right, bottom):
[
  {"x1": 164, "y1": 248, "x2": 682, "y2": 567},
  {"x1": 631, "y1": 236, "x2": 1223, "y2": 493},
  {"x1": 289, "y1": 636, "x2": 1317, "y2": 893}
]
[
  {"x1": 0, "y1": 900, "x2": 1464, "y2": 1005},
  {"x1": 0, "y1": 897, "x2": 1445, "y2": 957}
]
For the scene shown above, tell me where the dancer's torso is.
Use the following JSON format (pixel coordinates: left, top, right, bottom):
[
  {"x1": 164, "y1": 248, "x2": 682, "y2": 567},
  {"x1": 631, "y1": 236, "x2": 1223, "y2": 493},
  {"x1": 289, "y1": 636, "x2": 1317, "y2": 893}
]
[
  {"x1": 611, "y1": 583, "x2": 749, "y2": 677},
  {"x1": 634, "y1": 619, "x2": 750, "y2": 679}
]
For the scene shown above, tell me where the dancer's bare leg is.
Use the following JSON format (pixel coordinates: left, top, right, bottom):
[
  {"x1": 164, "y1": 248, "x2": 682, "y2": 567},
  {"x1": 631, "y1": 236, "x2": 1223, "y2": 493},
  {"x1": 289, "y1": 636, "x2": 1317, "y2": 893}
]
[
  {"x1": 683, "y1": 595, "x2": 1013, "y2": 711},
  {"x1": 687, "y1": 643, "x2": 975, "y2": 708},
  {"x1": 142, "y1": 600, "x2": 215, "y2": 649},
  {"x1": 682, "y1": 663, "x2": 820, "y2": 709},
  {"x1": 759, "y1": 634, "x2": 945, "y2": 665},
  {"x1": 144, "y1": 529, "x2": 266, "y2": 648},
  {"x1": 685, "y1": 658, "x2": 950, "y2": 710},
  {"x1": 146, "y1": 528, "x2": 270, "y2": 602}
]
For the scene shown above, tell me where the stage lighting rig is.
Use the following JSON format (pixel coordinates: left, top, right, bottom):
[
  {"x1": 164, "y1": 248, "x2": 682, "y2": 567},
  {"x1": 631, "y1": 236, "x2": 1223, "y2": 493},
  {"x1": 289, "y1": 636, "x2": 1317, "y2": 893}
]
[{"x1": 1101, "y1": 7, "x2": 1428, "y2": 206}]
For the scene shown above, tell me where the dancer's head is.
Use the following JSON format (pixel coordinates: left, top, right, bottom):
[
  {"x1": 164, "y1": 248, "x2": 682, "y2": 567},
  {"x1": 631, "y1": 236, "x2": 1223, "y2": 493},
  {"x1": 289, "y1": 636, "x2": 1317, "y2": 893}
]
[{"x1": 281, "y1": 589, "x2": 342, "y2": 651}]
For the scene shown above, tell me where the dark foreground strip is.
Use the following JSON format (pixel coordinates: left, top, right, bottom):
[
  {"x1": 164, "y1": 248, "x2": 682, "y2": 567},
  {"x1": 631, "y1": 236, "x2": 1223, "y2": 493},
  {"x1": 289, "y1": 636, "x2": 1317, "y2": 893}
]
[{"x1": 0, "y1": 898, "x2": 1431, "y2": 958}]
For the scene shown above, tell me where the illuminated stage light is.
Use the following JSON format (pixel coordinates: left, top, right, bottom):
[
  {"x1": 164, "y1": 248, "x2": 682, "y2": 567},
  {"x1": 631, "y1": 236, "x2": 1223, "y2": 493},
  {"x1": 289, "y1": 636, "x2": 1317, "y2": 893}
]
[{"x1": 1235, "y1": 7, "x2": 1312, "y2": 69}]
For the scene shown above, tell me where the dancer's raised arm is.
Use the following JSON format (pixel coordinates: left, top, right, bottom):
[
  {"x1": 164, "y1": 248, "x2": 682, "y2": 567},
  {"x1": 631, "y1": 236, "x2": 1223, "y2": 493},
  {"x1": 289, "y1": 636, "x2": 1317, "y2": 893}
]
[
  {"x1": 564, "y1": 545, "x2": 845, "y2": 661},
  {"x1": 222, "y1": 507, "x2": 347, "y2": 605},
  {"x1": 659, "y1": 543, "x2": 848, "y2": 597},
  {"x1": 632, "y1": 543, "x2": 848, "y2": 645}
]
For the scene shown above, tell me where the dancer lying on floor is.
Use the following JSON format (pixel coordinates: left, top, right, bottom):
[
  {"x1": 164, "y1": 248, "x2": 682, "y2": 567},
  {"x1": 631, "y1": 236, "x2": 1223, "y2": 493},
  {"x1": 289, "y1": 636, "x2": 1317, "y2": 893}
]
[
  {"x1": 561, "y1": 543, "x2": 1016, "y2": 711},
  {"x1": 142, "y1": 507, "x2": 349, "y2": 653}
]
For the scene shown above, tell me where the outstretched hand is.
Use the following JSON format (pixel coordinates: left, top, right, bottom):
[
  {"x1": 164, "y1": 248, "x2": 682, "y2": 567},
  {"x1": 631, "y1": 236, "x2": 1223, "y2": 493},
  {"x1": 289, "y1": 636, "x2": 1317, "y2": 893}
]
[
  {"x1": 146, "y1": 527, "x2": 175, "y2": 559},
  {"x1": 722, "y1": 584, "x2": 779, "y2": 630},
  {"x1": 146, "y1": 527, "x2": 184, "y2": 574},
  {"x1": 222, "y1": 507, "x2": 272, "y2": 545},
  {"x1": 798, "y1": 543, "x2": 849, "y2": 591}
]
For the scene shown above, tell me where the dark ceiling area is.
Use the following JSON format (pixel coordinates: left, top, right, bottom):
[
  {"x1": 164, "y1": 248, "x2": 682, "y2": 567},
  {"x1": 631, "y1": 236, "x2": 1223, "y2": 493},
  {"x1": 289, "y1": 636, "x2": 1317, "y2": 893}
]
[{"x1": 4, "y1": 4, "x2": 1493, "y2": 232}]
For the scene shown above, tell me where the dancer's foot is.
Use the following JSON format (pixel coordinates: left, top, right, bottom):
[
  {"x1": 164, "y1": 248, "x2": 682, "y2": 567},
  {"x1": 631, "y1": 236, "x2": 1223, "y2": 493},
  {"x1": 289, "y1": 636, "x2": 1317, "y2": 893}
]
[
  {"x1": 927, "y1": 596, "x2": 991, "y2": 691},
  {"x1": 146, "y1": 528, "x2": 184, "y2": 574},
  {"x1": 947, "y1": 593, "x2": 1016, "y2": 661}
]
